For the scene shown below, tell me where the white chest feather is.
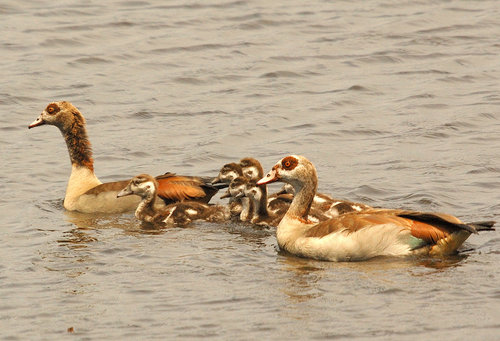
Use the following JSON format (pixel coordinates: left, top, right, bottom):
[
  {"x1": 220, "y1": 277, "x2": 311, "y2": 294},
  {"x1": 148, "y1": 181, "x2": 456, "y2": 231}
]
[
  {"x1": 64, "y1": 165, "x2": 102, "y2": 210},
  {"x1": 276, "y1": 216, "x2": 413, "y2": 261},
  {"x1": 64, "y1": 165, "x2": 141, "y2": 213}
]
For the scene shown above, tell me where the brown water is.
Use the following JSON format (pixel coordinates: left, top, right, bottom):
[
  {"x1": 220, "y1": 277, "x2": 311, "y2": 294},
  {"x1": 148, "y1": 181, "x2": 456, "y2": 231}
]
[{"x1": 1, "y1": 0, "x2": 499, "y2": 339}]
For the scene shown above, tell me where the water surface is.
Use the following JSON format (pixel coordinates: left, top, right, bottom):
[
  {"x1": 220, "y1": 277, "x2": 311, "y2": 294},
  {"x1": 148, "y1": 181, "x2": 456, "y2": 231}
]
[{"x1": 1, "y1": 0, "x2": 499, "y2": 339}]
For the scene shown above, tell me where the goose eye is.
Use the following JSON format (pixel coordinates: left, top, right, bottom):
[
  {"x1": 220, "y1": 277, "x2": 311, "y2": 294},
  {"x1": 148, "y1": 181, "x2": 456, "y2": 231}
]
[
  {"x1": 46, "y1": 104, "x2": 59, "y2": 114},
  {"x1": 281, "y1": 156, "x2": 297, "y2": 170}
]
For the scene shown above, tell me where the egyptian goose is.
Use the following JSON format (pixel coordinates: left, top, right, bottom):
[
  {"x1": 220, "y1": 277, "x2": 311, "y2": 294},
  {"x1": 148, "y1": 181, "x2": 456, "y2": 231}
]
[
  {"x1": 211, "y1": 162, "x2": 243, "y2": 185},
  {"x1": 239, "y1": 157, "x2": 279, "y2": 221},
  {"x1": 211, "y1": 162, "x2": 246, "y2": 214},
  {"x1": 244, "y1": 181, "x2": 287, "y2": 227},
  {"x1": 118, "y1": 174, "x2": 230, "y2": 227},
  {"x1": 220, "y1": 176, "x2": 253, "y2": 221},
  {"x1": 239, "y1": 157, "x2": 264, "y2": 181},
  {"x1": 239, "y1": 156, "x2": 288, "y2": 211},
  {"x1": 257, "y1": 155, "x2": 495, "y2": 261},
  {"x1": 212, "y1": 157, "x2": 263, "y2": 184},
  {"x1": 29, "y1": 101, "x2": 221, "y2": 213}
]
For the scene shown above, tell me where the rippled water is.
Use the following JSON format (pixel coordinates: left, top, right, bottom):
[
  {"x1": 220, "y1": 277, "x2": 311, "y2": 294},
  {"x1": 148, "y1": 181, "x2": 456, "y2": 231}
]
[{"x1": 1, "y1": 0, "x2": 499, "y2": 339}]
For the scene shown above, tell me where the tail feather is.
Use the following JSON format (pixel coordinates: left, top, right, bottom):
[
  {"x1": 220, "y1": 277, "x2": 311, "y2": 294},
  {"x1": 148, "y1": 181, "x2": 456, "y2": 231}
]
[
  {"x1": 467, "y1": 220, "x2": 496, "y2": 232},
  {"x1": 399, "y1": 212, "x2": 478, "y2": 234}
]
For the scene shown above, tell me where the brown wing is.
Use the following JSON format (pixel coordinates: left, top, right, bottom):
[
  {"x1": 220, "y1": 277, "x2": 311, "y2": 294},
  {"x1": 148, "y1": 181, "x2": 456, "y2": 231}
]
[
  {"x1": 304, "y1": 210, "x2": 409, "y2": 238},
  {"x1": 405, "y1": 220, "x2": 452, "y2": 244},
  {"x1": 304, "y1": 208, "x2": 472, "y2": 244},
  {"x1": 155, "y1": 173, "x2": 217, "y2": 204},
  {"x1": 84, "y1": 180, "x2": 130, "y2": 195},
  {"x1": 396, "y1": 210, "x2": 479, "y2": 244}
]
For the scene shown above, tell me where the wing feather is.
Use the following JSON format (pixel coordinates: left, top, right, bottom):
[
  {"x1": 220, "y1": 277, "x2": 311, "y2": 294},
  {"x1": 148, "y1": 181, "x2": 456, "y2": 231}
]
[
  {"x1": 303, "y1": 209, "x2": 474, "y2": 244},
  {"x1": 156, "y1": 173, "x2": 216, "y2": 203}
]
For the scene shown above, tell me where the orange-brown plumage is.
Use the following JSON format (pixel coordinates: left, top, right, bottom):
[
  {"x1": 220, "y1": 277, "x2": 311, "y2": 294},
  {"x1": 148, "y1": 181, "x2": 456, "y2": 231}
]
[
  {"x1": 155, "y1": 173, "x2": 217, "y2": 204},
  {"x1": 409, "y1": 220, "x2": 449, "y2": 244},
  {"x1": 304, "y1": 209, "x2": 461, "y2": 242}
]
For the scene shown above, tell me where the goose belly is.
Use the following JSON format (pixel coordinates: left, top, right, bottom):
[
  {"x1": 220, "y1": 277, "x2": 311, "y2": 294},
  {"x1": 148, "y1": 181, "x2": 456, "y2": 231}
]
[
  {"x1": 69, "y1": 191, "x2": 141, "y2": 214},
  {"x1": 283, "y1": 224, "x2": 414, "y2": 261}
]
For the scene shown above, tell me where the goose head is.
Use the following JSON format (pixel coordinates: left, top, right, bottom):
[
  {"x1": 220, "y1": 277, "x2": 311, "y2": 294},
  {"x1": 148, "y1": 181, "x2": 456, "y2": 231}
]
[
  {"x1": 29, "y1": 101, "x2": 84, "y2": 131},
  {"x1": 118, "y1": 174, "x2": 158, "y2": 199},
  {"x1": 239, "y1": 157, "x2": 263, "y2": 181},
  {"x1": 220, "y1": 176, "x2": 248, "y2": 199},
  {"x1": 212, "y1": 162, "x2": 243, "y2": 184},
  {"x1": 257, "y1": 155, "x2": 318, "y2": 193}
]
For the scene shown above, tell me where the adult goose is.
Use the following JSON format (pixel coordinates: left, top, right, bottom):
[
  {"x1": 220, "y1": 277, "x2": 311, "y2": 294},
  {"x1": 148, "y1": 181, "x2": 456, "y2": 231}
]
[
  {"x1": 257, "y1": 155, "x2": 495, "y2": 261},
  {"x1": 29, "y1": 101, "x2": 221, "y2": 213},
  {"x1": 247, "y1": 157, "x2": 371, "y2": 218},
  {"x1": 118, "y1": 174, "x2": 230, "y2": 227}
]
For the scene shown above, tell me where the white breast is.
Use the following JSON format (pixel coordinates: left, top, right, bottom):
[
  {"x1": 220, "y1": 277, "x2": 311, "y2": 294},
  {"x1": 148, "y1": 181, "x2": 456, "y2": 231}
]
[{"x1": 278, "y1": 217, "x2": 413, "y2": 261}]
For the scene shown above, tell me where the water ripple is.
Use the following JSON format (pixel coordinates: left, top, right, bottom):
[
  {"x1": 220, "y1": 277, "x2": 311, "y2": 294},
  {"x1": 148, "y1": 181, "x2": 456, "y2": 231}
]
[
  {"x1": 260, "y1": 71, "x2": 304, "y2": 78},
  {"x1": 2, "y1": 0, "x2": 499, "y2": 339}
]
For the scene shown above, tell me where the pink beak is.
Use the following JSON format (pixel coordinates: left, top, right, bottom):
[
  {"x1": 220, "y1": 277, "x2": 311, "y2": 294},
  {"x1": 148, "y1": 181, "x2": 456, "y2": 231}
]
[
  {"x1": 28, "y1": 115, "x2": 45, "y2": 129},
  {"x1": 257, "y1": 169, "x2": 279, "y2": 185}
]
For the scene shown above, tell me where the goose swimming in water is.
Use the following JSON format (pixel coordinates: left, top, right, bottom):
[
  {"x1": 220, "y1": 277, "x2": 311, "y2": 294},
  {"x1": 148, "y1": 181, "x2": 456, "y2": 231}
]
[
  {"x1": 29, "y1": 101, "x2": 221, "y2": 213},
  {"x1": 258, "y1": 155, "x2": 495, "y2": 261},
  {"x1": 118, "y1": 174, "x2": 230, "y2": 227}
]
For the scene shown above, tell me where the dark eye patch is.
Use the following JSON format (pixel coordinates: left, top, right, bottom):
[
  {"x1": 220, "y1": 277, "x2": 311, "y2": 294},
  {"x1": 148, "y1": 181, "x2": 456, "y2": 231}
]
[
  {"x1": 45, "y1": 103, "x2": 60, "y2": 115},
  {"x1": 281, "y1": 156, "x2": 298, "y2": 170}
]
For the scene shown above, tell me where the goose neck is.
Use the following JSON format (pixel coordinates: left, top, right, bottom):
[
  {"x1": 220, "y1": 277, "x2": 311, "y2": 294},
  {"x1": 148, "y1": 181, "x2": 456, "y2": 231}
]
[
  {"x1": 62, "y1": 117, "x2": 94, "y2": 172},
  {"x1": 287, "y1": 176, "x2": 317, "y2": 220}
]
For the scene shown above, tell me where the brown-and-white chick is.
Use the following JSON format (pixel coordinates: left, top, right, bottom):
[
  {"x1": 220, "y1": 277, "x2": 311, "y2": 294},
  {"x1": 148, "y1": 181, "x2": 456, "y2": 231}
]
[
  {"x1": 220, "y1": 176, "x2": 253, "y2": 221},
  {"x1": 118, "y1": 174, "x2": 230, "y2": 227},
  {"x1": 239, "y1": 157, "x2": 264, "y2": 182},
  {"x1": 211, "y1": 162, "x2": 244, "y2": 185}
]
